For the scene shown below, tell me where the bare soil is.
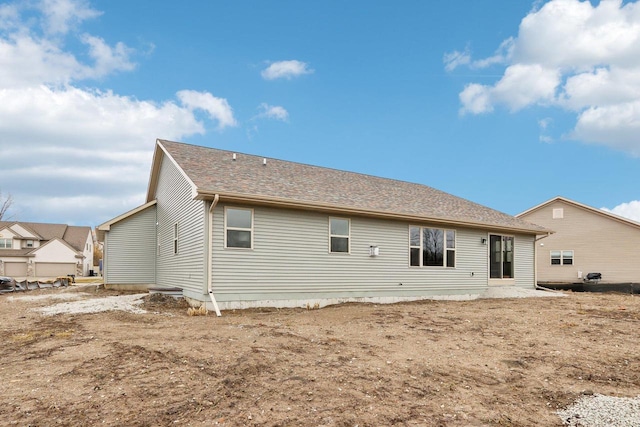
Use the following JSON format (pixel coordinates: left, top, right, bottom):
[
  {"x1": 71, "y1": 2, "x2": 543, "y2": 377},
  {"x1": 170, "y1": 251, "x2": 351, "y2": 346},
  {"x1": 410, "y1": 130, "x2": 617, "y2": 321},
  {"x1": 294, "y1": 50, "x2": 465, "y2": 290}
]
[{"x1": 1, "y1": 288, "x2": 639, "y2": 426}]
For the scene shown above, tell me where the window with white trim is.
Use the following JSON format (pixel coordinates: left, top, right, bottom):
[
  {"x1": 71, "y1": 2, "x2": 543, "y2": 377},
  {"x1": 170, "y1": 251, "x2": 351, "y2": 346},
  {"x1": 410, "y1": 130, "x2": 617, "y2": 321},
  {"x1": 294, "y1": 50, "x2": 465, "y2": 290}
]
[
  {"x1": 225, "y1": 207, "x2": 253, "y2": 249},
  {"x1": 409, "y1": 226, "x2": 455, "y2": 267},
  {"x1": 0, "y1": 238, "x2": 12, "y2": 249},
  {"x1": 329, "y1": 218, "x2": 350, "y2": 253},
  {"x1": 551, "y1": 250, "x2": 573, "y2": 265},
  {"x1": 489, "y1": 234, "x2": 514, "y2": 279},
  {"x1": 173, "y1": 223, "x2": 179, "y2": 254}
]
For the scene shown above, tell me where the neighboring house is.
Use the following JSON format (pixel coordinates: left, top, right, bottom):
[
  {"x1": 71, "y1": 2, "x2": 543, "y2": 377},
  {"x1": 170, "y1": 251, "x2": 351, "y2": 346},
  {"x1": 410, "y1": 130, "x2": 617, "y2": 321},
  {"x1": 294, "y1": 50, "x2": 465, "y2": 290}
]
[
  {"x1": 98, "y1": 139, "x2": 548, "y2": 311},
  {"x1": 517, "y1": 196, "x2": 640, "y2": 284},
  {"x1": 0, "y1": 221, "x2": 94, "y2": 278}
]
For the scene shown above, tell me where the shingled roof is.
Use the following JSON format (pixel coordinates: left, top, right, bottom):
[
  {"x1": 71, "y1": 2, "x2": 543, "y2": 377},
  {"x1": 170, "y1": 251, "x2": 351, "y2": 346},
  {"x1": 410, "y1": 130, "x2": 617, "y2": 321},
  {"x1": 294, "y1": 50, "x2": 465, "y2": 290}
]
[
  {"x1": 153, "y1": 139, "x2": 547, "y2": 235},
  {"x1": 0, "y1": 221, "x2": 91, "y2": 253}
]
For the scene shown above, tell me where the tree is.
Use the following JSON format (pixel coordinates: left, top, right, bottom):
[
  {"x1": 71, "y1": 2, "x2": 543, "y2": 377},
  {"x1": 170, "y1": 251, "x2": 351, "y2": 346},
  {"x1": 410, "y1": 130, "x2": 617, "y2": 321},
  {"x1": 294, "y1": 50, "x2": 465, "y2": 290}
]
[
  {"x1": 0, "y1": 190, "x2": 13, "y2": 221},
  {"x1": 93, "y1": 243, "x2": 103, "y2": 267}
]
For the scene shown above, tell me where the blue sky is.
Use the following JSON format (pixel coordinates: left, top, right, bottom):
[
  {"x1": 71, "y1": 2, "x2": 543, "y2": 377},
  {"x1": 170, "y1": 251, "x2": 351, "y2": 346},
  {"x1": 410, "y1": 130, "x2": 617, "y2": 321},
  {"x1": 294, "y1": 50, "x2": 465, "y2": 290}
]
[{"x1": 1, "y1": 0, "x2": 640, "y2": 227}]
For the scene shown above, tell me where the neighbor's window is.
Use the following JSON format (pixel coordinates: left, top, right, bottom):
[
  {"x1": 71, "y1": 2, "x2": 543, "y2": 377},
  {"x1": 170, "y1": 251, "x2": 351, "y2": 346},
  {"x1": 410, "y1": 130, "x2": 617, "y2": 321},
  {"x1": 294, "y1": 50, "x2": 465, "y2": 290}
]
[
  {"x1": 225, "y1": 207, "x2": 253, "y2": 249},
  {"x1": 24, "y1": 240, "x2": 34, "y2": 248},
  {"x1": 489, "y1": 235, "x2": 514, "y2": 279},
  {"x1": 173, "y1": 223, "x2": 179, "y2": 254},
  {"x1": 409, "y1": 226, "x2": 455, "y2": 267},
  {"x1": 551, "y1": 250, "x2": 573, "y2": 266},
  {"x1": 330, "y1": 218, "x2": 350, "y2": 253},
  {"x1": 0, "y1": 238, "x2": 12, "y2": 249}
]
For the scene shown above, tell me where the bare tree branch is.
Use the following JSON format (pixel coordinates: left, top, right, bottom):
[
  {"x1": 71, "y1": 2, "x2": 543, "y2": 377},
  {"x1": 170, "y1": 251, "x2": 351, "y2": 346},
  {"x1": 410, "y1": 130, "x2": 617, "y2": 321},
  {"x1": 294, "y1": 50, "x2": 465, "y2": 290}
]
[{"x1": 0, "y1": 190, "x2": 13, "y2": 221}]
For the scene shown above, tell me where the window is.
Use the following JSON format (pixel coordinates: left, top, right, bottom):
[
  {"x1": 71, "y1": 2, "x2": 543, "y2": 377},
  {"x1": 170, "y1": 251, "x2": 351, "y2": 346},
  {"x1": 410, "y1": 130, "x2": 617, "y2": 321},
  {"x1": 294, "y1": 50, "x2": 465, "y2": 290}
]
[
  {"x1": 24, "y1": 240, "x2": 34, "y2": 248},
  {"x1": 173, "y1": 223, "x2": 179, "y2": 254},
  {"x1": 489, "y1": 235, "x2": 514, "y2": 279},
  {"x1": 0, "y1": 238, "x2": 12, "y2": 249},
  {"x1": 409, "y1": 226, "x2": 455, "y2": 267},
  {"x1": 225, "y1": 208, "x2": 253, "y2": 249},
  {"x1": 551, "y1": 250, "x2": 573, "y2": 265},
  {"x1": 330, "y1": 218, "x2": 350, "y2": 253}
]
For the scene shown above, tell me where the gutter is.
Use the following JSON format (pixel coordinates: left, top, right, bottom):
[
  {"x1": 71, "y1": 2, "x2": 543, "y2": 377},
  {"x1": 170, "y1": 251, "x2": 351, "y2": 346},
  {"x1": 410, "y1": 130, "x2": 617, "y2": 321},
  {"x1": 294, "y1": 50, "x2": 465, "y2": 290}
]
[{"x1": 207, "y1": 194, "x2": 222, "y2": 316}]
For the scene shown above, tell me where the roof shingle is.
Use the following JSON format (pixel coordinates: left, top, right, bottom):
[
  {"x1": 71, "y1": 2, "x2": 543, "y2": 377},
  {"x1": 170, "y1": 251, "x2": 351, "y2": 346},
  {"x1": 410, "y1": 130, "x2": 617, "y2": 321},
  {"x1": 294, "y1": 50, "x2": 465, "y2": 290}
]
[
  {"x1": 0, "y1": 221, "x2": 90, "y2": 252},
  {"x1": 158, "y1": 139, "x2": 548, "y2": 234}
]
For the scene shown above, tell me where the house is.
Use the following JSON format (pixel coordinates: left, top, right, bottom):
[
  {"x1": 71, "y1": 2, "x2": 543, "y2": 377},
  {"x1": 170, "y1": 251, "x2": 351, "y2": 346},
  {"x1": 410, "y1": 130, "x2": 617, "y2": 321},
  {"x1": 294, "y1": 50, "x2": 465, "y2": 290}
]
[
  {"x1": 517, "y1": 196, "x2": 640, "y2": 284},
  {"x1": 0, "y1": 221, "x2": 94, "y2": 278},
  {"x1": 98, "y1": 139, "x2": 548, "y2": 312}
]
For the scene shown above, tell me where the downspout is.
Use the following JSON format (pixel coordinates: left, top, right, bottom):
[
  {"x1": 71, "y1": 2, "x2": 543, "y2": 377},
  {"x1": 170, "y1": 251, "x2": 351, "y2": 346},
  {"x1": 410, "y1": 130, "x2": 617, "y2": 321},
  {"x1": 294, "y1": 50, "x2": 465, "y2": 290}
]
[
  {"x1": 207, "y1": 194, "x2": 222, "y2": 316},
  {"x1": 534, "y1": 232, "x2": 557, "y2": 291}
]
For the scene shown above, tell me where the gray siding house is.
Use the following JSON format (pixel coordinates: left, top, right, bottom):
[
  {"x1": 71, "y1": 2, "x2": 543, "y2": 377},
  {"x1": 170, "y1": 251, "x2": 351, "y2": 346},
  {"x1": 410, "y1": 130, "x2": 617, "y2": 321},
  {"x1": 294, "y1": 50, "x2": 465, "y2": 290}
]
[{"x1": 98, "y1": 139, "x2": 547, "y2": 313}]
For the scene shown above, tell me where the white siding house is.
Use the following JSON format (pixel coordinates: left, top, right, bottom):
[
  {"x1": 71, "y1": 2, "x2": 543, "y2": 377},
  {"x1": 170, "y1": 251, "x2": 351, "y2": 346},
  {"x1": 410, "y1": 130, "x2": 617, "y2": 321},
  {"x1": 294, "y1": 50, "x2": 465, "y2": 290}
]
[
  {"x1": 0, "y1": 221, "x2": 94, "y2": 279},
  {"x1": 98, "y1": 139, "x2": 547, "y2": 312}
]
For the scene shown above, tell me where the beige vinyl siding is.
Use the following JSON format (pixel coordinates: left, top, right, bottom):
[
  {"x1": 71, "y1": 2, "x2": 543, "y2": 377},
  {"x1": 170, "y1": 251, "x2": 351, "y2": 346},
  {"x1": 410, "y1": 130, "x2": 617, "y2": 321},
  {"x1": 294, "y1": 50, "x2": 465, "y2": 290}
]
[
  {"x1": 209, "y1": 204, "x2": 525, "y2": 303},
  {"x1": 104, "y1": 204, "x2": 157, "y2": 284},
  {"x1": 155, "y1": 157, "x2": 206, "y2": 298},
  {"x1": 521, "y1": 200, "x2": 640, "y2": 283}
]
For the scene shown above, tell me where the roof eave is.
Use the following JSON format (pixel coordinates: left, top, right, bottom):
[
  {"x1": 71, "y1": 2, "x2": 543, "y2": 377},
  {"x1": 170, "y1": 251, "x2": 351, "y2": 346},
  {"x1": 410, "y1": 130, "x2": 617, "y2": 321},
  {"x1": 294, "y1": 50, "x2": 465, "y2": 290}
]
[
  {"x1": 196, "y1": 190, "x2": 547, "y2": 235},
  {"x1": 518, "y1": 196, "x2": 640, "y2": 231}
]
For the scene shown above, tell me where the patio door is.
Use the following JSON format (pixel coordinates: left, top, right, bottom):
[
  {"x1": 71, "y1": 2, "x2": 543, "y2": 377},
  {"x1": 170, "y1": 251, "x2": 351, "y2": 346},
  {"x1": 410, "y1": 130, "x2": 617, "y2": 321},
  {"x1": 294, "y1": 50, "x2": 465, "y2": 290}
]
[{"x1": 489, "y1": 234, "x2": 514, "y2": 279}]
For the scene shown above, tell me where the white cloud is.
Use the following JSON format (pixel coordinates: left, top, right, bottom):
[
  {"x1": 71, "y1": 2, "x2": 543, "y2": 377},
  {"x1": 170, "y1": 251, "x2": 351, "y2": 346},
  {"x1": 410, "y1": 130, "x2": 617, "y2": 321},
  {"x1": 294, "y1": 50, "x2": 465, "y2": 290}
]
[
  {"x1": 572, "y1": 101, "x2": 640, "y2": 155},
  {"x1": 459, "y1": 64, "x2": 559, "y2": 114},
  {"x1": 492, "y1": 64, "x2": 559, "y2": 111},
  {"x1": 602, "y1": 200, "x2": 640, "y2": 222},
  {"x1": 261, "y1": 60, "x2": 314, "y2": 80},
  {"x1": 538, "y1": 117, "x2": 552, "y2": 130},
  {"x1": 538, "y1": 117, "x2": 554, "y2": 143},
  {"x1": 459, "y1": 83, "x2": 493, "y2": 114},
  {"x1": 256, "y1": 103, "x2": 289, "y2": 121},
  {"x1": 0, "y1": 0, "x2": 237, "y2": 226},
  {"x1": 443, "y1": 50, "x2": 470, "y2": 72},
  {"x1": 0, "y1": 1, "x2": 134, "y2": 88},
  {"x1": 40, "y1": 0, "x2": 101, "y2": 35},
  {"x1": 176, "y1": 90, "x2": 237, "y2": 129},
  {"x1": 452, "y1": 0, "x2": 640, "y2": 156},
  {"x1": 80, "y1": 34, "x2": 135, "y2": 77},
  {"x1": 444, "y1": 39, "x2": 513, "y2": 72}
]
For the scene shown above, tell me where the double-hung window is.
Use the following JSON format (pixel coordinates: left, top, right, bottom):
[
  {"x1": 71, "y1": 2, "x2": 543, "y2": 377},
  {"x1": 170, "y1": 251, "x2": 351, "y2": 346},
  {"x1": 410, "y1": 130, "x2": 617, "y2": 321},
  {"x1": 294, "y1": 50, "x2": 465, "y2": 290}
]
[
  {"x1": 551, "y1": 250, "x2": 573, "y2": 265},
  {"x1": 329, "y1": 218, "x2": 350, "y2": 253},
  {"x1": 489, "y1": 234, "x2": 514, "y2": 279},
  {"x1": 0, "y1": 238, "x2": 12, "y2": 249},
  {"x1": 409, "y1": 226, "x2": 455, "y2": 267},
  {"x1": 225, "y1": 207, "x2": 253, "y2": 249}
]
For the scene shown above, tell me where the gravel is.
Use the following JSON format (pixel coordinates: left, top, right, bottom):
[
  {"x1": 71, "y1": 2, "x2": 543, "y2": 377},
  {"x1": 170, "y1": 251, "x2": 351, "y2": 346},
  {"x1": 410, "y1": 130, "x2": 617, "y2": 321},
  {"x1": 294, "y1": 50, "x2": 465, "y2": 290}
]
[
  {"x1": 33, "y1": 293, "x2": 147, "y2": 315},
  {"x1": 558, "y1": 394, "x2": 640, "y2": 426}
]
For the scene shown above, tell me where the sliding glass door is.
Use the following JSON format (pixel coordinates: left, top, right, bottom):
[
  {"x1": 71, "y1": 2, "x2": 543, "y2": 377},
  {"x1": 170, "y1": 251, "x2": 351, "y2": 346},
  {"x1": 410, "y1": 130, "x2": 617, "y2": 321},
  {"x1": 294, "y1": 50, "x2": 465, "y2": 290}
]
[{"x1": 489, "y1": 234, "x2": 514, "y2": 279}]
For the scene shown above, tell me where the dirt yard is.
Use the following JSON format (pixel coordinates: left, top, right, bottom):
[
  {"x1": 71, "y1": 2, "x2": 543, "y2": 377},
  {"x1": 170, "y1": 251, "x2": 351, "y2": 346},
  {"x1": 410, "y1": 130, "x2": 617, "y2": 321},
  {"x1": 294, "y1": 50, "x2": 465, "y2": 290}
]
[{"x1": 1, "y1": 287, "x2": 639, "y2": 426}]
